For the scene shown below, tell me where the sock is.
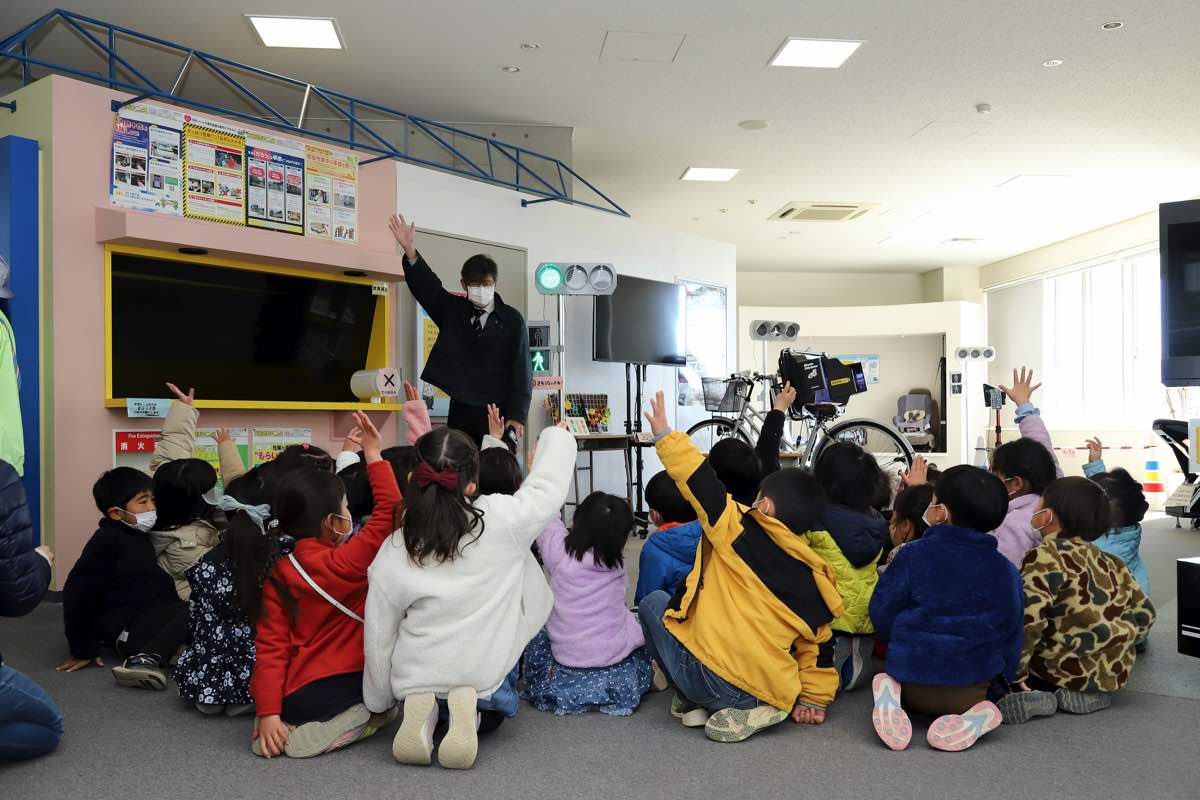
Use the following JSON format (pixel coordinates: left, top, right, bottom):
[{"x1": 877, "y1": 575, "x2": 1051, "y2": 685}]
[{"x1": 1055, "y1": 688, "x2": 1112, "y2": 714}]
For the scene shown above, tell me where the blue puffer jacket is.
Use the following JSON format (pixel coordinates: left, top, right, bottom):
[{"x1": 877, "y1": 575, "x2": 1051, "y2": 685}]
[
  {"x1": 870, "y1": 524, "x2": 1024, "y2": 686},
  {"x1": 635, "y1": 520, "x2": 702, "y2": 604},
  {"x1": 0, "y1": 459, "x2": 49, "y2": 617}
]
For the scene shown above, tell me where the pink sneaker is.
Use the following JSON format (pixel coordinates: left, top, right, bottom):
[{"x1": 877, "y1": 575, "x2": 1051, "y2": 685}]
[
  {"x1": 871, "y1": 673, "x2": 912, "y2": 751},
  {"x1": 927, "y1": 701, "x2": 1002, "y2": 752}
]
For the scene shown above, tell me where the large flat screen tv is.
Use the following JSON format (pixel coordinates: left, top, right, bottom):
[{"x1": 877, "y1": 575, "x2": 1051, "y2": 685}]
[
  {"x1": 107, "y1": 249, "x2": 387, "y2": 405},
  {"x1": 593, "y1": 275, "x2": 686, "y2": 366},
  {"x1": 1161, "y1": 200, "x2": 1200, "y2": 387}
]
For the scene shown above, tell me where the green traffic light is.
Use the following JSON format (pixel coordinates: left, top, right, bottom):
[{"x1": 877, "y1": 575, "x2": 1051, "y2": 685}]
[{"x1": 536, "y1": 263, "x2": 563, "y2": 292}]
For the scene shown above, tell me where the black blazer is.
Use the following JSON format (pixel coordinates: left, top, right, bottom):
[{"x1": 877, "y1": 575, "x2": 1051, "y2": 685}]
[{"x1": 404, "y1": 252, "x2": 532, "y2": 423}]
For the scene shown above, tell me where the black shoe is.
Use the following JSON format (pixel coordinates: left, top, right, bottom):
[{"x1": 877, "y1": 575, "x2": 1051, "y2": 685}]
[{"x1": 112, "y1": 653, "x2": 167, "y2": 690}]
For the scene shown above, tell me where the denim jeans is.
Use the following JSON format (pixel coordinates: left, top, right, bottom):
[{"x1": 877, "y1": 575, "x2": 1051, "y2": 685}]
[
  {"x1": 0, "y1": 664, "x2": 64, "y2": 760},
  {"x1": 637, "y1": 590, "x2": 758, "y2": 712},
  {"x1": 436, "y1": 664, "x2": 521, "y2": 722}
]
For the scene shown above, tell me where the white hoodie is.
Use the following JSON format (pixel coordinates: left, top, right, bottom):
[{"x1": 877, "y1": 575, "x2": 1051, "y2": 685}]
[{"x1": 363, "y1": 426, "x2": 576, "y2": 710}]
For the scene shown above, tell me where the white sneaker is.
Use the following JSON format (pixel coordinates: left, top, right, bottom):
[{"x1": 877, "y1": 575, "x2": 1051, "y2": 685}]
[
  {"x1": 438, "y1": 687, "x2": 480, "y2": 770},
  {"x1": 392, "y1": 693, "x2": 438, "y2": 766}
]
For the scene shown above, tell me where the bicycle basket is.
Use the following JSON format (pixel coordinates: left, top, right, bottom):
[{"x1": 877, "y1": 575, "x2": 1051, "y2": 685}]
[{"x1": 702, "y1": 378, "x2": 748, "y2": 413}]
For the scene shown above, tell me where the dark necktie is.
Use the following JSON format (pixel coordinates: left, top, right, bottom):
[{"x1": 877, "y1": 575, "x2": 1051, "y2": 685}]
[{"x1": 470, "y1": 307, "x2": 484, "y2": 335}]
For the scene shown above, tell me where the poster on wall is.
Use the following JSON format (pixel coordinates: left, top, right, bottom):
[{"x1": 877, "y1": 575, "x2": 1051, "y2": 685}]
[
  {"x1": 304, "y1": 143, "x2": 358, "y2": 243},
  {"x1": 415, "y1": 304, "x2": 451, "y2": 417},
  {"x1": 245, "y1": 132, "x2": 305, "y2": 235},
  {"x1": 836, "y1": 354, "x2": 881, "y2": 384},
  {"x1": 251, "y1": 428, "x2": 313, "y2": 466},
  {"x1": 110, "y1": 109, "x2": 183, "y2": 215},
  {"x1": 112, "y1": 428, "x2": 250, "y2": 493},
  {"x1": 182, "y1": 122, "x2": 246, "y2": 225}
]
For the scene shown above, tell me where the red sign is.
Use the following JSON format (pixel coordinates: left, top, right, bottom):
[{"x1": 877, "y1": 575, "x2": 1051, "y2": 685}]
[{"x1": 115, "y1": 430, "x2": 161, "y2": 455}]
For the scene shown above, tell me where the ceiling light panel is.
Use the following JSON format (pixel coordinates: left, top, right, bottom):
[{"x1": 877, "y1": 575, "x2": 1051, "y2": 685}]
[
  {"x1": 770, "y1": 38, "x2": 862, "y2": 68},
  {"x1": 247, "y1": 16, "x2": 343, "y2": 49},
  {"x1": 681, "y1": 167, "x2": 739, "y2": 182}
]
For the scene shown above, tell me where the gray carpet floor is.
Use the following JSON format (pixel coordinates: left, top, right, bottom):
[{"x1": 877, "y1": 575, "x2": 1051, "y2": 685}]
[{"x1": 3, "y1": 518, "x2": 1199, "y2": 799}]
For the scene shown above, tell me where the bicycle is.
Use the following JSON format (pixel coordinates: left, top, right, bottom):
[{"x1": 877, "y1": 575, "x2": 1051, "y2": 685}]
[{"x1": 686, "y1": 364, "x2": 915, "y2": 485}]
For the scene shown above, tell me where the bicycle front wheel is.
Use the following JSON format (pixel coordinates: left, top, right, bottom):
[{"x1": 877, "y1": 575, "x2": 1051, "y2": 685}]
[
  {"x1": 686, "y1": 418, "x2": 749, "y2": 453},
  {"x1": 812, "y1": 418, "x2": 915, "y2": 487}
]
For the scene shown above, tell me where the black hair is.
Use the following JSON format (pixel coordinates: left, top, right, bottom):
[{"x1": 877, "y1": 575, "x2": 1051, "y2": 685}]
[
  {"x1": 990, "y1": 437, "x2": 1056, "y2": 496},
  {"x1": 272, "y1": 468, "x2": 347, "y2": 620},
  {"x1": 382, "y1": 445, "x2": 421, "y2": 492},
  {"x1": 815, "y1": 441, "x2": 884, "y2": 512},
  {"x1": 93, "y1": 466, "x2": 154, "y2": 513},
  {"x1": 461, "y1": 254, "x2": 498, "y2": 284},
  {"x1": 871, "y1": 469, "x2": 893, "y2": 514},
  {"x1": 1090, "y1": 468, "x2": 1148, "y2": 529},
  {"x1": 1041, "y1": 476, "x2": 1111, "y2": 542},
  {"x1": 708, "y1": 438, "x2": 761, "y2": 506},
  {"x1": 892, "y1": 483, "x2": 936, "y2": 542},
  {"x1": 566, "y1": 492, "x2": 633, "y2": 570},
  {"x1": 401, "y1": 427, "x2": 483, "y2": 565},
  {"x1": 934, "y1": 465, "x2": 1009, "y2": 533},
  {"x1": 338, "y1": 460, "x2": 373, "y2": 521},
  {"x1": 222, "y1": 466, "x2": 280, "y2": 624},
  {"x1": 645, "y1": 470, "x2": 697, "y2": 524},
  {"x1": 153, "y1": 458, "x2": 217, "y2": 531},
  {"x1": 479, "y1": 447, "x2": 523, "y2": 496},
  {"x1": 758, "y1": 468, "x2": 825, "y2": 535},
  {"x1": 269, "y1": 443, "x2": 335, "y2": 475}
]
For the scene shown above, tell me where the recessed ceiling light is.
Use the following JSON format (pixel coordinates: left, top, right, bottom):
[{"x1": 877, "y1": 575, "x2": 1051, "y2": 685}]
[
  {"x1": 770, "y1": 38, "x2": 862, "y2": 69},
  {"x1": 1101, "y1": 21, "x2": 1124, "y2": 30},
  {"x1": 500, "y1": 65, "x2": 521, "y2": 73},
  {"x1": 520, "y1": 42, "x2": 541, "y2": 49},
  {"x1": 680, "y1": 167, "x2": 739, "y2": 182},
  {"x1": 738, "y1": 119, "x2": 768, "y2": 131},
  {"x1": 1042, "y1": 59, "x2": 1064, "y2": 68},
  {"x1": 246, "y1": 15, "x2": 343, "y2": 49}
]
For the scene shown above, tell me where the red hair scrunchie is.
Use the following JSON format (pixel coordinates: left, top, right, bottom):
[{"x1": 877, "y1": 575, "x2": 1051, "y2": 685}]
[{"x1": 414, "y1": 462, "x2": 460, "y2": 491}]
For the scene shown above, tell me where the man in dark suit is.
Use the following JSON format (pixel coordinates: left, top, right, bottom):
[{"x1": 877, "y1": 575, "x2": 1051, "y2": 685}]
[{"x1": 390, "y1": 213, "x2": 532, "y2": 445}]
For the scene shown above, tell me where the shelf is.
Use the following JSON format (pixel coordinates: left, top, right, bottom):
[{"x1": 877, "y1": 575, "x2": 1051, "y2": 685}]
[
  {"x1": 105, "y1": 398, "x2": 404, "y2": 412},
  {"x1": 95, "y1": 205, "x2": 406, "y2": 281}
]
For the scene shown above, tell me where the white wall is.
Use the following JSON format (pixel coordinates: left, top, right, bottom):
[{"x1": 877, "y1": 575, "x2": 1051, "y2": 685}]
[
  {"x1": 987, "y1": 280, "x2": 1044, "y2": 389},
  {"x1": 737, "y1": 271, "x2": 926, "y2": 307},
  {"x1": 394, "y1": 161, "x2": 737, "y2": 498},
  {"x1": 738, "y1": 301, "x2": 985, "y2": 467}
]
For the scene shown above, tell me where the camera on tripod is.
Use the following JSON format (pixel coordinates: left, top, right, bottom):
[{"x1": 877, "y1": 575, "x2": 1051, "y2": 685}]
[{"x1": 983, "y1": 384, "x2": 1006, "y2": 410}]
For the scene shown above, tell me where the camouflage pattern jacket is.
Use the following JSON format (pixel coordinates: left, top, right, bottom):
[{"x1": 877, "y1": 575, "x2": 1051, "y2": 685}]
[{"x1": 1018, "y1": 536, "x2": 1155, "y2": 692}]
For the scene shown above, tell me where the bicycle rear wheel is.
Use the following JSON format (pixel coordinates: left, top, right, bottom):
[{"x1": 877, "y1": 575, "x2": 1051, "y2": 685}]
[
  {"x1": 811, "y1": 418, "x2": 915, "y2": 492},
  {"x1": 686, "y1": 418, "x2": 749, "y2": 453}
]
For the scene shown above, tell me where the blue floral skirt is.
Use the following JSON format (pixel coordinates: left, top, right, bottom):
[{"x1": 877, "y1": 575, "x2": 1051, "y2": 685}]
[{"x1": 520, "y1": 629, "x2": 652, "y2": 716}]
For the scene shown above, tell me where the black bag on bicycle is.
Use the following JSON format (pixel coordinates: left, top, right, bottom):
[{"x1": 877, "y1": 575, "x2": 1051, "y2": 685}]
[{"x1": 779, "y1": 350, "x2": 867, "y2": 409}]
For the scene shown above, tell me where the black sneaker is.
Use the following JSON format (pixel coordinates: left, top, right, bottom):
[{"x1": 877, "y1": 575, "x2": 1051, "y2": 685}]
[{"x1": 112, "y1": 653, "x2": 167, "y2": 691}]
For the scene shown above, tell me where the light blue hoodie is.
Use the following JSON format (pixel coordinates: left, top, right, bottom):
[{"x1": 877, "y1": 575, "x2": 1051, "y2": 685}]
[{"x1": 1084, "y1": 458, "x2": 1150, "y2": 598}]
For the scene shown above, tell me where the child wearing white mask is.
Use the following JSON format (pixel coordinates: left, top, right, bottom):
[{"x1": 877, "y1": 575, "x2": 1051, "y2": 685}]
[{"x1": 57, "y1": 466, "x2": 190, "y2": 692}]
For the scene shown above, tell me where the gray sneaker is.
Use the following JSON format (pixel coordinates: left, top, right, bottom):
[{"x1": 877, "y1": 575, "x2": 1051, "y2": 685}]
[
  {"x1": 704, "y1": 705, "x2": 788, "y2": 743},
  {"x1": 997, "y1": 690, "x2": 1057, "y2": 724},
  {"x1": 284, "y1": 703, "x2": 396, "y2": 759},
  {"x1": 1055, "y1": 688, "x2": 1112, "y2": 715}
]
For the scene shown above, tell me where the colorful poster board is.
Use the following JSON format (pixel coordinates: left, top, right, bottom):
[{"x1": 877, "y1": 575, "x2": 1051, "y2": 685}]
[
  {"x1": 109, "y1": 102, "x2": 358, "y2": 241},
  {"x1": 415, "y1": 304, "x2": 450, "y2": 417},
  {"x1": 112, "y1": 428, "x2": 250, "y2": 493},
  {"x1": 245, "y1": 131, "x2": 304, "y2": 235},
  {"x1": 304, "y1": 144, "x2": 358, "y2": 243},
  {"x1": 836, "y1": 354, "x2": 881, "y2": 384},
  {"x1": 251, "y1": 428, "x2": 314, "y2": 466},
  {"x1": 182, "y1": 122, "x2": 246, "y2": 224}
]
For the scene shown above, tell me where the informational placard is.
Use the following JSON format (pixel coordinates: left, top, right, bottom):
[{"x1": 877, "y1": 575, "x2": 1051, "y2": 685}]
[
  {"x1": 304, "y1": 143, "x2": 358, "y2": 243},
  {"x1": 125, "y1": 398, "x2": 171, "y2": 418},
  {"x1": 183, "y1": 122, "x2": 246, "y2": 225},
  {"x1": 245, "y1": 131, "x2": 304, "y2": 235},
  {"x1": 415, "y1": 304, "x2": 450, "y2": 417},
  {"x1": 110, "y1": 112, "x2": 182, "y2": 215},
  {"x1": 113, "y1": 430, "x2": 161, "y2": 472},
  {"x1": 251, "y1": 428, "x2": 314, "y2": 466},
  {"x1": 194, "y1": 428, "x2": 251, "y2": 492},
  {"x1": 836, "y1": 354, "x2": 881, "y2": 384}
]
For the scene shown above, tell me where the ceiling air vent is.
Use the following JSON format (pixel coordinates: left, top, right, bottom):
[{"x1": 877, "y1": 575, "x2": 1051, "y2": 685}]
[{"x1": 769, "y1": 202, "x2": 877, "y2": 222}]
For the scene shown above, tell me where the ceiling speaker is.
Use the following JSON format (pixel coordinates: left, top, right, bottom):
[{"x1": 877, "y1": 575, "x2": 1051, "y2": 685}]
[{"x1": 750, "y1": 320, "x2": 799, "y2": 342}]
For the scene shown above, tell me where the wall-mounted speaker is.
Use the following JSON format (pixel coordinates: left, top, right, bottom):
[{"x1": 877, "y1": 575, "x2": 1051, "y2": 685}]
[
  {"x1": 954, "y1": 345, "x2": 996, "y2": 362},
  {"x1": 750, "y1": 320, "x2": 800, "y2": 341}
]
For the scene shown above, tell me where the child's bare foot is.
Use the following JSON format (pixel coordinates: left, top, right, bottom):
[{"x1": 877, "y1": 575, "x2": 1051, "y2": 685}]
[{"x1": 790, "y1": 703, "x2": 827, "y2": 724}]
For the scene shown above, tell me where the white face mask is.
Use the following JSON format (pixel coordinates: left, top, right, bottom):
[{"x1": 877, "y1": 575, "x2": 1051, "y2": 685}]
[
  {"x1": 467, "y1": 285, "x2": 494, "y2": 309},
  {"x1": 922, "y1": 503, "x2": 943, "y2": 529},
  {"x1": 118, "y1": 508, "x2": 157, "y2": 532},
  {"x1": 1031, "y1": 508, "x2": 1051, "y2": 535},
  {"x1": 330, "y1": 513, "x2": 354, "y2": 545}
]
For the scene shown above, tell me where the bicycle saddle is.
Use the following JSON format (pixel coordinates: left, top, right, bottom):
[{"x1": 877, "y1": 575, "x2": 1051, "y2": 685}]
[{"x1": 801, "y1": 403, "x2": 841, "y2": 423}]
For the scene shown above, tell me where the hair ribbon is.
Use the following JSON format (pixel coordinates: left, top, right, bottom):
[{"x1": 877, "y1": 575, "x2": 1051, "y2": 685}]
[
  {"x1": 218, "y1": 495, "x2": 272, "y2": 533},
  {"x1": 415, "y1": 462, "x2": 460, "y2": 491}
]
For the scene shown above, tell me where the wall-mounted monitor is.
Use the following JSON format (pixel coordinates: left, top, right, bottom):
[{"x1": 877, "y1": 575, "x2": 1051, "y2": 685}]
[
  {"x1": 1161, "y1": 200, "x2": 1200, "y2": 387},
  {"x1": 593, "y1": 275, "x2": 686, "y2": 366},
  {"x1": 105, "y1": 247, "x2": 391, "y2": 408}
]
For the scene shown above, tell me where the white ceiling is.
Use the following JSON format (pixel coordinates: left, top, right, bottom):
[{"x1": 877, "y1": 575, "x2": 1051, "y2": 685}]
[{"x1": 3, "y1": 0, "x2": 1199, "y2": 273}]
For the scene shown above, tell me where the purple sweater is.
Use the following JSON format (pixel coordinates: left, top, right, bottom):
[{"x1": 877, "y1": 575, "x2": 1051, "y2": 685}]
[
  {"x1": 990, "y1": 405, "x2": 1064, "y2": 568},
  {"x1": 538, "y1": 518, "x2": 644, "y2": 668}
]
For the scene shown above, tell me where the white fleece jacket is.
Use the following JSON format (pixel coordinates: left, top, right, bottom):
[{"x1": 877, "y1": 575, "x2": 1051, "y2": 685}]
[{"x1": 363, "y1": 426, "x2": 576, "y2": 710}]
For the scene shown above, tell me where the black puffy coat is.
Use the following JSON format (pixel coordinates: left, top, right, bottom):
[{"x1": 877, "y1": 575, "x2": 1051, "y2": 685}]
[{"x1": 0, "y1": 459, "x2": 49, "y2": 617}]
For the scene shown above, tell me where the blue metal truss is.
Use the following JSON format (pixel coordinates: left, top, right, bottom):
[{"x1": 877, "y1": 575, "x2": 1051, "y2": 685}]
[{"x1": 0, "y1": 8, "x2": 629, "y2": 217}]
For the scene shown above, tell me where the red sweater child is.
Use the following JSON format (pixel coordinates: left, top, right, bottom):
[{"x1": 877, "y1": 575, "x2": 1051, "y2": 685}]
[{"x1": 251, "y1": 459, "x2": 401, "y2": 717}]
